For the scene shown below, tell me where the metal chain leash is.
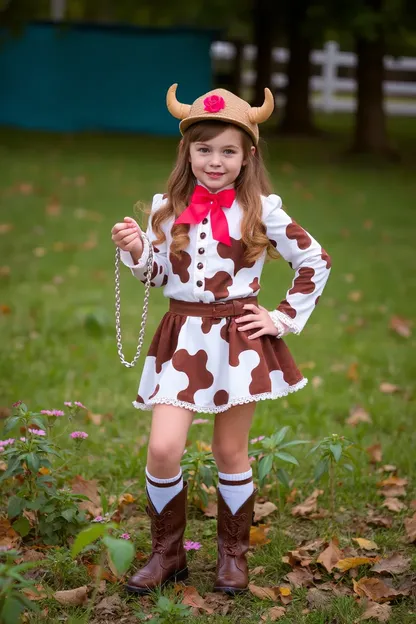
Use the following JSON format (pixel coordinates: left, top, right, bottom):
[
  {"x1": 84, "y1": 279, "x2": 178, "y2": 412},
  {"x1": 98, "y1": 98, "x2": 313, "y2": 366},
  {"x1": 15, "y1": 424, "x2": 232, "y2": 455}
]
[{"x1": 115, "y1": 233, "x2": 154, "y2": 367}]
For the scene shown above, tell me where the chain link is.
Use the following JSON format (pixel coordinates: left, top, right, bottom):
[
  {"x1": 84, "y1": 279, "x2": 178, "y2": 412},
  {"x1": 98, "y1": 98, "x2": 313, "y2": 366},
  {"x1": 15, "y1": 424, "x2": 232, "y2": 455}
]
[{"x1": 115, "y1": 234, "x2": 153, "y2": 367}]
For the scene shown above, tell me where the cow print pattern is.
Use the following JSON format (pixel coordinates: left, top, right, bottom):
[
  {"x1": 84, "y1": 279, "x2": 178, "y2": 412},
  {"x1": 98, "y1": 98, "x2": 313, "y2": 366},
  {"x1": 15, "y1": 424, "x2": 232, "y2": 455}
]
[
  {"x1": 217, "y1": 238, "x2": 255, "y2": 274},
  {"x1": 170, "y1": 250, "x2": 192, "y2": 283}
]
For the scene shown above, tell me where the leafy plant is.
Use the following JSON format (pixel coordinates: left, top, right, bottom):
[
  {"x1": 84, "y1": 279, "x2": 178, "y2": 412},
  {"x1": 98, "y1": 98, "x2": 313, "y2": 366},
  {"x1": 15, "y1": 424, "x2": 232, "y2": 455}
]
[
  {"x1": 1, "y1": 402, "x2": 89, "y2": 544},
  {"x1": 0, "y1": 548, "x2": 41, "y2": 624},
  {"x1": 181, "y1": 445, "x2": 217, "y2": 508},
  {"x1": 308, "y1": 433, "x2": 358, "y2": 518},
  {"x1": 249, "y1": 426, "x2": 310, "y2": 510},
  {"x1": 135, "y1": 595, "x2": 191, "y2": 623}
]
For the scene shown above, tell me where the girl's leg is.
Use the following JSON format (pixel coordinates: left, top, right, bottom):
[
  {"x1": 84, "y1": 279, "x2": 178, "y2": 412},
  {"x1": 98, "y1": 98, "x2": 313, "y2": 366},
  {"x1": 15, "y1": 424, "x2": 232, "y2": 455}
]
[
  {"x1": 126, "y1": 403, "x2": 194, "y2": 595},
  {"x1": 211, "y1": 401, "x2": 256, "y2": 514},
  {"x1": 211, "y1": 401, "x2": 257, "y2": 595},
  {"x1": 145, "y1": 403, "x2": 194, "y2": 512}
]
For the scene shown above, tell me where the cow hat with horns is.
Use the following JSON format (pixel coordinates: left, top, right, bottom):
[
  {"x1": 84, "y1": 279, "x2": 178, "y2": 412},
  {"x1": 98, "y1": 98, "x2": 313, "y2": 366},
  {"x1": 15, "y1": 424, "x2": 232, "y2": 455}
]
[{"x1": 166, "y1": 83, "x2": 274, "y2": 145}]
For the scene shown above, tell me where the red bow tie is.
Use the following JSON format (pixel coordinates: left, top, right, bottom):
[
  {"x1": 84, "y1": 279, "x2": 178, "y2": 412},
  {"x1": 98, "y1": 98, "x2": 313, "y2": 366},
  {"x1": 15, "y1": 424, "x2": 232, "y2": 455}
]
[{"x1": 174, "y1": 185, "x2": 235, "y2": 246}]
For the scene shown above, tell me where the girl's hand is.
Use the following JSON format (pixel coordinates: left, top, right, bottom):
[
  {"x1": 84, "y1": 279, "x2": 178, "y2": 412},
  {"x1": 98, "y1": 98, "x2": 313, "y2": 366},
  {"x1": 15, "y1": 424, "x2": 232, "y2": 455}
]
[
  {"x1": 235, "y1": 304, "x2": 279, "y2": 339},
  {"x1": 111, "y1": 217, "x2": 144, "y2": 258}
]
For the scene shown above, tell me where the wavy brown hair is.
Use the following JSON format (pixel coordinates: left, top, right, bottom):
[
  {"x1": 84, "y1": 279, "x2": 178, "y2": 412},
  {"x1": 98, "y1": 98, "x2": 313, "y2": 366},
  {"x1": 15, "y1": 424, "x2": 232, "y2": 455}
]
[{"x1": 139, "y1": 121, "x2": 280, "y2": 263}]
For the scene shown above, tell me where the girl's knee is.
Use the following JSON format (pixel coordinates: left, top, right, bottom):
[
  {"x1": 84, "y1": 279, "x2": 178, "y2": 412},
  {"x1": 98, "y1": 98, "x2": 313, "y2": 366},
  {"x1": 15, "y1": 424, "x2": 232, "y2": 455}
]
[
  {"x1": 212, "y1": 441, "x2": 248, "y2": 472},
  {"x1": 147, "y1": 440, "x2": 183, "y2": 468}
]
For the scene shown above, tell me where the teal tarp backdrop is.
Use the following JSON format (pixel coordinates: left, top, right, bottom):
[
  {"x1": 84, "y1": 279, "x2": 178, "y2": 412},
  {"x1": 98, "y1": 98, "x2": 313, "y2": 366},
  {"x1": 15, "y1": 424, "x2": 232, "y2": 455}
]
[{"x1": 0, "y1": 22, "x2": 216, "y2": 134}]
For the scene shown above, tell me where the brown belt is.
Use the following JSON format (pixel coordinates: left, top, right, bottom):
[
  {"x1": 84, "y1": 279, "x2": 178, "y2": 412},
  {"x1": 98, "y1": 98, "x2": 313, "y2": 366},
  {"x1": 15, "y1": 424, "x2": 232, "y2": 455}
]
[{"x1": 169, "y1": 296, "x2": 258, "y2": 318}]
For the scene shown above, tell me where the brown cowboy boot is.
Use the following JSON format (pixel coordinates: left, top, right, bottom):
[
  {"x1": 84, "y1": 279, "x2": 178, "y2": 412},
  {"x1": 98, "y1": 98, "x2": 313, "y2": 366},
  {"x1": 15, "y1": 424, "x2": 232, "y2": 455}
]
[
  {"x1": 213, "y1": 487, "x2": 257, "y2": 595},
  {"x1": 125, "y1": 482, "x2": 189, "y2": 594}
]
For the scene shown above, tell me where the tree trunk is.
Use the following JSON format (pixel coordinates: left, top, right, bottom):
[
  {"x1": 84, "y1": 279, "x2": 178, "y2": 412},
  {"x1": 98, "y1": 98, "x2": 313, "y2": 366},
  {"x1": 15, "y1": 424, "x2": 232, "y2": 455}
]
[
  {"x1": 351, "y1": 33, "x2": 392, "y2": 155},
  {"x1": 252, "y1": 0, "x2": 274, "y2": 107},
  {"x1": 278, "y1": 0, "x2": 317, "y2": 134}
]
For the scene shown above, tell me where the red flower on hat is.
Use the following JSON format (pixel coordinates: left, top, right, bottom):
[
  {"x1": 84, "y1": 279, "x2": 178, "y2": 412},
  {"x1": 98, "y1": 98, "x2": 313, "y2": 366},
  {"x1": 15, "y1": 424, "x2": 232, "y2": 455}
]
[{"x1": 204, "y1": 95, "x2": 225, "y2": 113}]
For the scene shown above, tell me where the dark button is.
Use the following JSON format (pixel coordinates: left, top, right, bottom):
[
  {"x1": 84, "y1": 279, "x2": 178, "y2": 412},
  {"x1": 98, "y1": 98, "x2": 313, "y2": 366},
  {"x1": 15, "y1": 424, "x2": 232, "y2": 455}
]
[
  {"x1": 196, "y1": 280, "x2": 203, "y2": 287},
  {"x1": 198, "y1": 247, "x2": 205, "y2": 254},
  {"x1": 200, "y1": 232, "x2": 206, "y2": 239},
  {"x1": 197, "y1": 262, "x2": 203, "y2": 270},
  {"x1": 202, "y1": 218, "x2": 208, "y2": 225}
]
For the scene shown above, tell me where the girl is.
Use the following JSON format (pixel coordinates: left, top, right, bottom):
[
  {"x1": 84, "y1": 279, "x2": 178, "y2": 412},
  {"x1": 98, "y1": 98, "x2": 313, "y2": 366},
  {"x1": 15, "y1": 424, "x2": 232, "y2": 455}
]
[{"x1": 111, "y1": 84, "x2": 332, "y2": 595}]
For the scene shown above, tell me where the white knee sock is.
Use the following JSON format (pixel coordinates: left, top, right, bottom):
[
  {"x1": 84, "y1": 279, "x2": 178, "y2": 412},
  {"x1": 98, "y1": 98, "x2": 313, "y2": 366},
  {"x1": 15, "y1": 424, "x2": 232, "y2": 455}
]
[
  {"x1": 145, "y1": 467, "x2": 183, "y2": 513},
  {"x1": 218, "y1": 468, "x2": 254, "y2": 515}
]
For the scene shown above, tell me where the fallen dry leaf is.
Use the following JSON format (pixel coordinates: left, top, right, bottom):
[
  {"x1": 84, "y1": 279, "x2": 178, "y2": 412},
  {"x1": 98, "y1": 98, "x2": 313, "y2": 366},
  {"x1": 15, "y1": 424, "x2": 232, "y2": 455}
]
[
  {"x1": 285, "y1": 567, "x2": 314, "y2": 588},
  {"x1": 16, "y1": 549, "x2": 46, "y2": 563},
  {"x1": 260, "y1": 605, "x2": 286, "y2": 621},
  {"x1": 202, "y1": 501, "x2": 217, "y2": 518},
  {"x1": 0, "y1": 224, "x2": 14, "y2": 234},
  {"x1": 317, "y1": 539, "x2": 342, "y2": 573},
  {"x1": 381, "y1": 464, "x2": 397, "y2": 473},
  {"x1": 371, "y1": 553, "x2": 411, "y2": 575},
  {"x1": 360, "y1": 600, "x2": 392, "y2": 622},
  {"x1": 366, "y1": 444, "x2": 382, "y2": 463},
  {"x1": 346, "y1": 406, "x2": 372, "y2": 426},
  {"x1": 353, "y1": 538, "x2": 379, "y2": 551},
  {"x1": 251, "y1": 566, "x2": 266, "y2": 576},
  {"x1": 181, "y1": 586, "x2": 214, "y2": 615},
  {"x1": 389, "y1": 315, "x2": 412, "y2": 338},
  {"x1": 379, "y1": 382, "x2": 400, "y2": 394},
  {"x1": 377, "y1": 476, "x2": 408, "y2": 488},
  {"x1": 54, "y1": 585, "x2": 89, "y2": 606},
  {"x1": 378, "y1": 485, "x2": 406, "y2": 498},
  {"x1": 94, "y1": 594, "x2": 123, "y2": 615},
  {"x1": 382, "y1": 497, "x2": 406, "y2": 512},
  {"x1": 348, "y1": 290, "x2": 363, "y2": 302},
  {"x1": 71, "y1": 475, "x2": 102, "y2": 517},
  {"x1": 248, "y1": 583, "x2": 278, "y2": 601},
  {"x1": 0, "y1": 518, "x2": 20, "y2": 548},
  {"x1": 353, "y1": 577, "x2": 403, "y2": 603},
  {"x1": 291, "y1": 489, "x2": 323, "y2": 516},
  {"x1": 366, "y1": 514, "x2": 393, "y2": 529},
  {"x1": 283, "y1": 548, "x2": 313, "y2": 568},
  {"x1": 336, "y1": 557, "x2": 380, "y2": 572},
  {"x1": 306, "y1": 587, "x2": 332, "y2": 609},
  {"x1": 404, "y1": 513, "x2": 416, "y2": 543},
  {"x1": 347, "y1": 362, "x2": 359, "y2": 381},
  {"x1": 22, "y1": 585, "x2": 48, "y2": 601},
  {"x1": 254, "y1": 501, "x2": 277, "y2": 522},
  {"x1": 86, "y1": 564, "x2": 118, "y2": 583},
  {"x1": 249, "y1": 524, "x2": 271, "y2": 546}
]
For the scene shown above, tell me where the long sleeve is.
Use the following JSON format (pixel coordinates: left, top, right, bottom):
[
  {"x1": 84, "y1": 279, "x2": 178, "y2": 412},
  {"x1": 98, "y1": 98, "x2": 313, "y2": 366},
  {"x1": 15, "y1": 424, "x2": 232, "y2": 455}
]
[
  {"x1": 263, "y1": 194, "x2": 332, "y2": 335},
  {"x1": 119, "y1": 193, "x2": 169, "y2": 288}
]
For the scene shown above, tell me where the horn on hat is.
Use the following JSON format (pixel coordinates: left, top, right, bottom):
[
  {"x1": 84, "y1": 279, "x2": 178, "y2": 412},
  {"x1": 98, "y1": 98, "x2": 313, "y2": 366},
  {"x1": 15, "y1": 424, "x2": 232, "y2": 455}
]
[
  {"x1": 166, "y1": 84, "x2": 191, "y2": 120},
  {"x1": 247, "y1": 88, "x2": 275, "y2": 124}
]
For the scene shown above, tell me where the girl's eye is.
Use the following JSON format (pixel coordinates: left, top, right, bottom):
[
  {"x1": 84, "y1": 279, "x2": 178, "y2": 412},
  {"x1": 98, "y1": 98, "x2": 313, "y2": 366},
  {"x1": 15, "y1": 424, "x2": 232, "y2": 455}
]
[
  {"x1": 224, "y1": 149, "x2": 236, "y2": 155},
  {"x1": 198, "y1": 147, "x2": 209, "y2": 153}
]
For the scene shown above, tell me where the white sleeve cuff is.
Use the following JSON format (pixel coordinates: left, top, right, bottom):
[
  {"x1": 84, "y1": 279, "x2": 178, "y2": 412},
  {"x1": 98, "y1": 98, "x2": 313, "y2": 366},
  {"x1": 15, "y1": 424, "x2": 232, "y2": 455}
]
[
  {"x1": 119, "y1": 233, "x2": 150, "y2": 270},
  {"x1": 268, "y1": 309, "x2": 301, "y2": 337}
]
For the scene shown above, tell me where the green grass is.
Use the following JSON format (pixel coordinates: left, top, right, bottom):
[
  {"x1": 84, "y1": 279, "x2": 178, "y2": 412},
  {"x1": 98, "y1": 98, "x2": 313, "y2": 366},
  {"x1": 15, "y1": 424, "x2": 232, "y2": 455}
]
[{"x1": 1, "y1": 115, "x2": 415, "y2": 623}]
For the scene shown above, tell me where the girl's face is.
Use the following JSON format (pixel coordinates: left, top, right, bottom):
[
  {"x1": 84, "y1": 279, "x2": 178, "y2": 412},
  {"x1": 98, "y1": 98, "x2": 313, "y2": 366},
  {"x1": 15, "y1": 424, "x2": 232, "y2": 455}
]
[{"x1": 188, "y1": 126, "x2": 255, "y2": 192}]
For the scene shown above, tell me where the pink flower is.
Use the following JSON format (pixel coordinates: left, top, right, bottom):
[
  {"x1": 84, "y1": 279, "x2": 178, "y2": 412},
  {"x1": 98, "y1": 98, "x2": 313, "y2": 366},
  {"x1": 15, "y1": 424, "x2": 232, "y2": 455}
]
[
  {"x1": 192, "y1": 418, "x2": 209, "y2": 425},
  {"x1": 120, "y1": 533, "x2": 130, "y2": 540},
  {"x1": 70, "y1": 431, "x2": 88, "y2": 439},
  {"x1": 184, "y1": 540, "x2": 202, "y2": 551},
  {"x1": 74, "y1": 401, "x2": 87, "y2": 409},
  {"x1": 249, "y1": 456, "x2": 256, "y2": 463},
  {"x1": 64, "y1": 402, "x2": 72, "y2": 407},
  {"x1": 0, "y1": 438, "x2": 15, "y2": 447},
  {"x1": 12, "y1": 400, "x2": 23, "y2": 407},
  {"x1": 20, "y1": 437, "x2": 26, "y2": 442},
  {"x1": 28, "y1": 428, "x2": 46, "y2": 436},
  {"x1": 250, "y1": 435, "x2": 265, "y2": 444},
  {"x1": 92, "y1": 515, "x2": 104, "y2": 523},
  {"x1": 204, "y1": 95, "x2": 225, "y2": 113},
  {"x1": 41, "y1": 409, "x2": 64, "y2": 417}
]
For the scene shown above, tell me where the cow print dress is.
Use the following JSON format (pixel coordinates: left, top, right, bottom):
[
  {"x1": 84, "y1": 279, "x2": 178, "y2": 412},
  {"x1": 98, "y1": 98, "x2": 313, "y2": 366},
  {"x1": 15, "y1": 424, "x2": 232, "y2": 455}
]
[{"x1": 120, "y1": 190, "x2": 332, "y2": 414}]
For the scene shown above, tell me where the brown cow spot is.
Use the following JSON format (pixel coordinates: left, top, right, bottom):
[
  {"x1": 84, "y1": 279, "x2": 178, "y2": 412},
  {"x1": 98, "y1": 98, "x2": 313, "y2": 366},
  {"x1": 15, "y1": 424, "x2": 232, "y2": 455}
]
[
  {"x1": 159, "y1": 265, "x2": 163, "y2": 274},
  {"x1": 172, "y1": 349, "x2": 214, "y2": 403},
  {"x1": 277, "y1": 299, "x2": 297, "y2": 319},
  {"x1": 141, "y1": 260, "x2": 159, "y2": 285},
  {"x1": 148, "y1": 313, "x2": 187, "y2": 373},
  {"x1": 286, "y1": 220, "x2": 312, "y2": 250},
  {"x1": 201, "y1": 317, "x2": 222, "y2": 334},
  {"x1": 153, "y1": 245, "x2": 160, "y2": 253},
  {"x1": 162, "y1": 193, "x2": 168, "y2": 199},
  {"x1": 169, "y1": 250, "x2": 191, "y2": 283},
  {"x1": 205, "y1": 271, "x2": 233, "y2": 300},
  {"x1": 269, "y1": 238, "x2": 278, "y2": 249},
  {"x1": 315, "y1": 296, "x2": 320, "y2": 305},
  {"x1": 149, "y1": 384, "x2": 160, "y2": 400},
  {"x1": 250, "y1": 337, "x2": 304, "y2": 391},
  {"x1": 289, "y1": 267, "x2": 315, "y2": 295},
  {"x1": 321, "y1": 248, "x2": 332, "y2": 269},
  {"x1": 162, "y1": 274, "x2": 168, "y2": 286},
  {"x1": 214, "y1": 390, "x2": 229, "y2": 406},
  {"x1": 136, "y1": 394, "x2": 145, "y2": 404},
  {"x1": 217, "y1": 238, "x2": 255, "y2": 274},
  {"x1": 249, "y1": 277, "x2": 261, "y2": 293}
]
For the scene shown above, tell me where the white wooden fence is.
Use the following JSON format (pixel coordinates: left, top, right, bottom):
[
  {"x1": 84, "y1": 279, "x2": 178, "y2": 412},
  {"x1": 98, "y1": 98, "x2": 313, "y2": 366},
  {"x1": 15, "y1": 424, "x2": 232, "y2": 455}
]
[{"x1": 211, "y1": 40, "x2": 416, "y2": 116}]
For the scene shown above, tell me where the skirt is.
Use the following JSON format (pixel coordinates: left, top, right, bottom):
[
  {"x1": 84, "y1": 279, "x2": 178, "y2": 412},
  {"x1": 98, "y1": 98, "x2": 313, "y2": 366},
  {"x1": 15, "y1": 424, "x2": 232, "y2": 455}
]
[{"x1": 132, "y1": 296, "x2": 308, "y2": 414}]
